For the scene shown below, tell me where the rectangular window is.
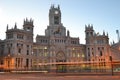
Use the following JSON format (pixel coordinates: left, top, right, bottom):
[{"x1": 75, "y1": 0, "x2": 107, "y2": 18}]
[
  {"x1": 54, "y1": 16, "x2": 59, "y2": 24},
  {"x1": 7, "y1": 34, "x2": 13, "y2": 39},
  {"x1": 88, "y1": 52, "x2": 90, "y2": 56},
  {"x1": 27, "y1": 50, "x2": 29, "y2": 55},
  {"x1": 17, "y1": 34, "x2": 24, "y2": 39},
  {"x1": 27, "y1": 45, "x2": 29, "y2": 48},
  {"x1": 15, "y1": 58, "x2": 17, "y2": 68},
  {"x1": 18, "y1": 48, "x2": 21, "y2": 53},
  {"x1": 8, "y1": 48, "x2": 10, "y2": 54},
  {"x1": 26, "y1": 59, "x2": 29, "y2": 68}
]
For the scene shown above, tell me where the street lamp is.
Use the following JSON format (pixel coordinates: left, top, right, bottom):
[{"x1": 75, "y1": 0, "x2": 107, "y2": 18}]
[{"x1": 7, "y1": 54, "x2": 10, "y2": 72}]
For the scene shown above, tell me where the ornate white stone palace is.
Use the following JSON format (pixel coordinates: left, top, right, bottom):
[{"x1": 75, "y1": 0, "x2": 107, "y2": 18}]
[{"x1": 0, "y1": 5, "x2": 120, "y2": 72}]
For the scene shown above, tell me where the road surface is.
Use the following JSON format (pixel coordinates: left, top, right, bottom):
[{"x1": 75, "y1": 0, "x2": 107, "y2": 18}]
[{"x1": 0, "y1": 73, "x2": 120, "y2": 80}]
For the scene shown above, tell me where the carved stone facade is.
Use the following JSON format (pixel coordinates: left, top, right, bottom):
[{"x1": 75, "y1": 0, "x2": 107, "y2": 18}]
[
  {"x1": 85, "y1": 25, "x2": 111, "y2": 69},
  {"x1": 0, "y1": 5, "x2": 119, "y2": 72},
  {"x1": 33, "y1": 5, "x2": 85, "y2": 72},
  {"x1": 0, "y1": 19, "x2": 34, "y2": 70}
]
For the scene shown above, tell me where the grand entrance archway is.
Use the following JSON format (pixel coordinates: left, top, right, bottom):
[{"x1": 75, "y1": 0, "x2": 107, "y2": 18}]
[{"x1": 56, "y1": 51, "x2": 66, "y2": 73}]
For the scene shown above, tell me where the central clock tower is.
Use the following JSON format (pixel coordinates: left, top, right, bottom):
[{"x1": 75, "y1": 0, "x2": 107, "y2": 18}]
[
  {"x1": 45, "y1": 5, "x2": 66, "y2": 37},
  {"x1": 49, "y1": 5, "x2": 61, "y2": 26}
]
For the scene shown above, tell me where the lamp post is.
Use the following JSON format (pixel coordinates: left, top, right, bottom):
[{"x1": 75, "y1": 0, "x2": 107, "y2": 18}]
[
  {"x1": 8, "y1": 54, "x2": 10, "y2": 72},
  {"x1": 109, "y1": 56, "x2": 113, "y2": 75}
]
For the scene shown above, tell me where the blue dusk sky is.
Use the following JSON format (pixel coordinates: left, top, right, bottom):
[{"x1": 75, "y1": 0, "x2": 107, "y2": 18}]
[{"x1": 0, "y1": 0, "x2": 120, "y2": 44}]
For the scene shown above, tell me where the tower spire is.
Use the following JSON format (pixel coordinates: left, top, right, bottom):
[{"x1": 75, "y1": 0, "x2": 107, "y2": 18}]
[
  {"x1": 107, "y1": 32, "x2": 108, "y2": 37},
  {"x1": 6, "y1": 24, "x2": 8, "y2": 31},
  {"x1": 52, "y1": 4, "x2": 54, "y2": 8},
  {"x1": 116, "y1": 30, "x2": 120, "y2": 42},
  {"x1": 67, "y1": 30, "x2": 70, "y2": 37},
  {"x1": 58, "y1": 5, "x2": 60, "y2": 9},
  {"x1": 14, "y1": 22, "x2": 17, "y2": 29}
]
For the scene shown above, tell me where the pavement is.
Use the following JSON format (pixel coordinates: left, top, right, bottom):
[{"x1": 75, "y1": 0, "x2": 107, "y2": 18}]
[{"x1": 0, "y1": 73, "x2": 120, "y2": 80}]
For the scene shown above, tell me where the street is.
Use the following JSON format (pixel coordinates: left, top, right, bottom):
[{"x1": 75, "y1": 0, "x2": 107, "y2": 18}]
[{"x1": 0, "y1": 73, "x2": 120, "y2": 80}]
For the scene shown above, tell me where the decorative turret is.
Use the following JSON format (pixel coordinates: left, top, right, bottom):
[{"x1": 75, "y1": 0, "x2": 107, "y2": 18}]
[
  {"x1": 6, "y1": 24, "x2": 8, "y2": 31},
  {"x1": 14, "y1": 23, "x2": 17, "y2": 29},
  {"x1": 107, "y1": 32, "x2": 108, "y2": 37},
  {"x1": 23, "y1": 18, "x2": 33, "y2": 26},
  {"x1": 85, "y1": 24, "x2": 94, "y2": 37},
  {"x1": 103, "y1": 31, "x2": 105, "y2": 36},
  {"x1": 58, "y1": 5, "x2": 60, "y2": 9},
  {"x1": 67, "y1": 30, "x2": 70, "y2": 37},
  {"x1": 85, "y1": 24, "x2": 94, "y2": 44},
  {"x1": 116, "y1": 30, "x2": 120, "y2": 42},
  {"x1": 23, "y1": 18, "x2": 34, "y2": 32}
]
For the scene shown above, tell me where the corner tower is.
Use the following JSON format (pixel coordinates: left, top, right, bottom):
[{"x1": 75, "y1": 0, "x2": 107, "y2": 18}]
[
  {"x1": 85, "y1": 24, "x2": 94, "y2": 44},
  {"x1": 23, "y1": 18, "x2": 34, "y2": 33},
  {"x1": 23, "y1": 18, "x2": 34, "y2": 42}
]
